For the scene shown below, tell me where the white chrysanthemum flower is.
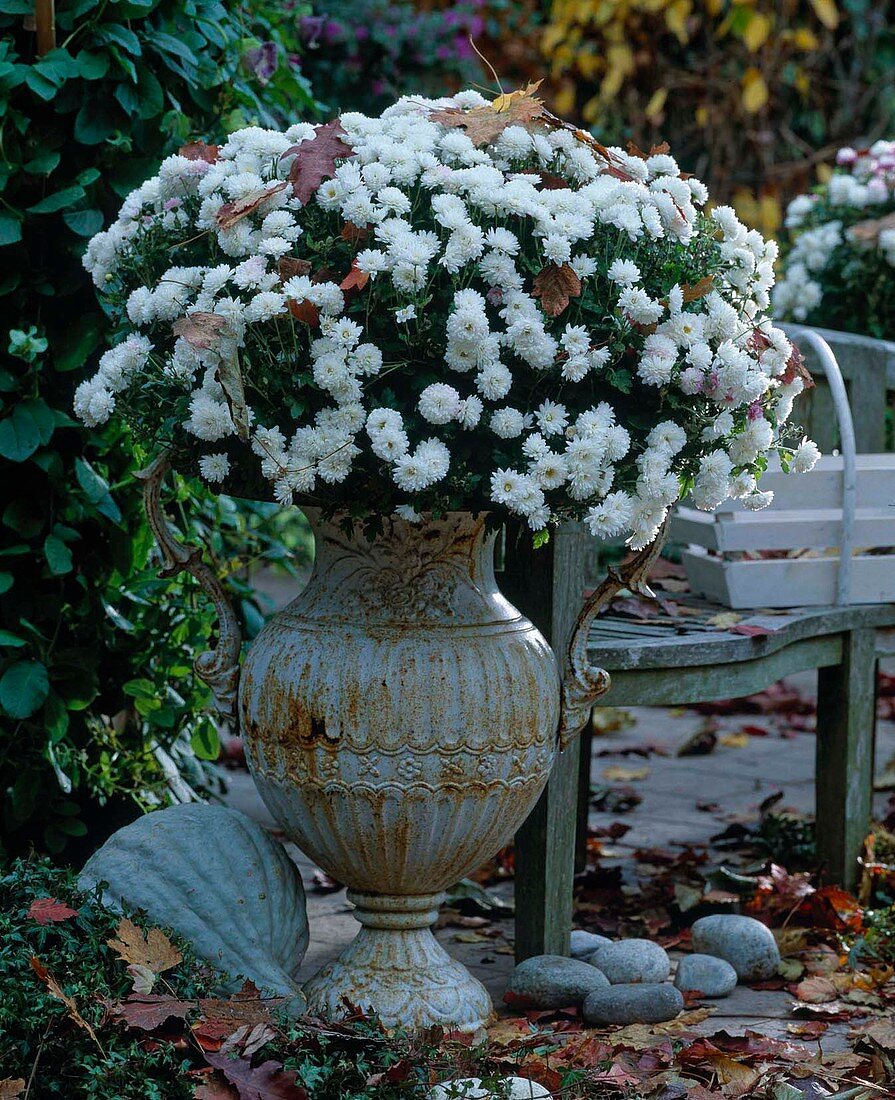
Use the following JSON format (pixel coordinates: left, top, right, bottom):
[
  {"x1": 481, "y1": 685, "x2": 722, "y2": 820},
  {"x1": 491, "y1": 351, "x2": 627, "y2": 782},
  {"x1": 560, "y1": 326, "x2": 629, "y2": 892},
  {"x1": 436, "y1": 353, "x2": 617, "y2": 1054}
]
[
  {"x1": 789, "y1": 438, "x2": 821, "y2": 474},
  {"x1": 199, "y1": 453, "x2": 231, "y2": 483},
  {"x1": 490, "y1": 407, "x2": 526, "y2": 438},
  {"x1": 419, "y1": 383, "x2": 462, "y2": 425},
  {"x1": 395, "y1": 305, "x2": 416, "y2": 323}
]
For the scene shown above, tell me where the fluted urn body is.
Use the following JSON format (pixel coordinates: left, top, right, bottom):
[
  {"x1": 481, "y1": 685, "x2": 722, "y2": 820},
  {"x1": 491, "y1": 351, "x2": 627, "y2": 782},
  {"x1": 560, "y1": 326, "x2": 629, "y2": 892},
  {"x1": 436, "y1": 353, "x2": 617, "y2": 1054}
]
[{"x1": 239, "y1": 510, "x2": 561, "y2": 1029}]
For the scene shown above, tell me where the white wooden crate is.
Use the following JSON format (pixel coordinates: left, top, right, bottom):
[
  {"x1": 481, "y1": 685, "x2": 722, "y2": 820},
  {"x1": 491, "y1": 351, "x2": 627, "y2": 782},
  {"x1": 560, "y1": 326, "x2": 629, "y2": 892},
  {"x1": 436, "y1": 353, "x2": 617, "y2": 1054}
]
[{"x1": 671, "y1": 454, "x2": 895, "y2": 608}]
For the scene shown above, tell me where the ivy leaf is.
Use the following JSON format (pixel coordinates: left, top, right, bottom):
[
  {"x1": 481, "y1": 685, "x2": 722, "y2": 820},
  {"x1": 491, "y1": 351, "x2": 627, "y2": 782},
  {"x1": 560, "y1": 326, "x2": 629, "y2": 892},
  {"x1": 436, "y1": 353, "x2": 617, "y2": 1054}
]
[
  {"x1": 215, "y1": 183, "x2": 287, "y2": 230},
  {"x1": 286, "y1": 119, "x2": 353, "y2": 205},
  {"x1": 107, "y1": 917, "x2": 183, "y2": 974},
  {"x1": 27, "y1": 186, "x2": 86, "y2": 214},
  {"x1": 203, "y1": 1053, "x2": 309, "y2": 1100},
  {"x1": 0, "y1": 661, "x2": 50, "y2": 719},
  {"x1": 531, "y1": 263, "x2": 582, "y2": 317},
  {"x1": 44, "y1": 535, "x2": 74, "y2": 576},
  {"x1": 27, "y1": 897, "x2": 80, "y2": 925},
  {"x1": 0, "y1": 215, "x2": 22, "y2": 246},
  {"x1": 0, "y1": 405, "x2": 42, "y2": 461}
]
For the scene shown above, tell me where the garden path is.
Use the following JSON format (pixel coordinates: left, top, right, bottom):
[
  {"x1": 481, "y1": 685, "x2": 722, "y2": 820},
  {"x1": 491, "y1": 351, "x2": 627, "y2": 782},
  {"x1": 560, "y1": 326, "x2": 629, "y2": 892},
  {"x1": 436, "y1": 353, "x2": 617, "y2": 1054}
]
[{"x1": 223, "y1": 667, "x2": 895, "y2": 1052}]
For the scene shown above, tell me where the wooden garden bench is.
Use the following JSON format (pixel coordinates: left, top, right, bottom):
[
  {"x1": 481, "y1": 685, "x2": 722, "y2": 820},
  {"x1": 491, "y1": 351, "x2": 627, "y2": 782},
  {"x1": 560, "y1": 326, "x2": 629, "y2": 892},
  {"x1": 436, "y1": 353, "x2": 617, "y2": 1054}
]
[{"x1": 504, "y1": 326, "x2": 895, "y2": 962}]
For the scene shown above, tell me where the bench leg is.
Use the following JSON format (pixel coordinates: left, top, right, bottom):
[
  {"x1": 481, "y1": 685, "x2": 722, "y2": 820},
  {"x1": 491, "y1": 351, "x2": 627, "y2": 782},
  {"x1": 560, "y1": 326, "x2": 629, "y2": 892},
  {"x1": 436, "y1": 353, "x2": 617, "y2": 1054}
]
[
  {"x1": 575, "y1": 719, "x2": 593, "y2": 873},
  {"x1": 815, "y1": 629, "x2": 877, "y2": 890},
  {"x1": 514, "y1": 743, "x2": 578, "y2": 962}
]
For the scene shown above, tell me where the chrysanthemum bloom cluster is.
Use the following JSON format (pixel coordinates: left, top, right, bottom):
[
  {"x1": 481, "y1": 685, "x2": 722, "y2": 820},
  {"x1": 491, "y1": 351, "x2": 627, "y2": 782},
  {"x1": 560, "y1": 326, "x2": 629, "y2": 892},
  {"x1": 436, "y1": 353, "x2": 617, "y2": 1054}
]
[
  {"x1": 774, "y1": 141, "x2": 895, "y2": 339},
  {"x1": 77, "y1": 89, "x2": 815, "y2": 548}
]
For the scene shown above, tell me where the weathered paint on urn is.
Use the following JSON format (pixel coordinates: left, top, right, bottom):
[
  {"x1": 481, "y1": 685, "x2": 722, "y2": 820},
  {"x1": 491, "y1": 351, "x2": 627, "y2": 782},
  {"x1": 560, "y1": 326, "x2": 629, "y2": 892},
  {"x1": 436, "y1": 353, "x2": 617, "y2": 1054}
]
[{"x1": 239, "y1": 511, "x2": 561, "y2": 1029}]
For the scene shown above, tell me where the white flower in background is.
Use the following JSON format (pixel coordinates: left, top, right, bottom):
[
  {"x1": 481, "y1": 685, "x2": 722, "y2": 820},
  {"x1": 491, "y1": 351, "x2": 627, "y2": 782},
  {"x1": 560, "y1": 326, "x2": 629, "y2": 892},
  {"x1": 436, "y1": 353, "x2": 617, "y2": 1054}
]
[
  {"x1": 199, "y1": 454, "x2": 231, "y2": 483},
  {"x1": 76, "y1": 89, "x2": 815, "y2": 543},
  {"x1": 775, "y1": 139, "x2": 895, "y2": 326}
]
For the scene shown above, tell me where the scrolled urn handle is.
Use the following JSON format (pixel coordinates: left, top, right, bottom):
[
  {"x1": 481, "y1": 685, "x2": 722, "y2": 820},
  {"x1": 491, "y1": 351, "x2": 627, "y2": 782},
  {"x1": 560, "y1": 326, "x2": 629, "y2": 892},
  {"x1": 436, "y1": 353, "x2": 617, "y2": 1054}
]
[
  {"x1": 557, "y1": 521, "x2": 669, "y2": 750},
  {"x1": 137, "y1": 451, "x2": 242, "y2": 723}
]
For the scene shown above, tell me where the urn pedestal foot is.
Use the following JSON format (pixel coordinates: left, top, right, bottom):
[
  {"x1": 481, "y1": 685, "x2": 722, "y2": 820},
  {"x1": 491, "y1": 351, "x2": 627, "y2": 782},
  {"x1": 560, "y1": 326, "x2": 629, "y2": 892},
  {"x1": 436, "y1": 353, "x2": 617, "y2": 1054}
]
[{"x1": 302, "y1": 891, "x2": 492, "y2": 1031}]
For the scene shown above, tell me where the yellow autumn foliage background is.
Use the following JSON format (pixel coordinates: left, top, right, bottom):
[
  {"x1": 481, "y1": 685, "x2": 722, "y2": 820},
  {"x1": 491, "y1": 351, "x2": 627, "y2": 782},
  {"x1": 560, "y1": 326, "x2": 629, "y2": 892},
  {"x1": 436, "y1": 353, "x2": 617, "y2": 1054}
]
[{"x1": 480, "y1": 0, "x2": 895, "y2": 233}]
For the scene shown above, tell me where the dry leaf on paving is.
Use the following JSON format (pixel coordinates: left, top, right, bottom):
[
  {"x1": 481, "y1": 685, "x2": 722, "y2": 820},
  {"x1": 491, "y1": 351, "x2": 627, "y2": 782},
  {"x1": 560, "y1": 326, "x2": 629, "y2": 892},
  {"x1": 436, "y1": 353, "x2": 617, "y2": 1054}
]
[
  {"x1": 30, "y1": 956, "x2": 102, "y2": 1049},
  {"x1": 719, "y1": 732, "x2": 750, "y2": 749},
  {"x1": 0, "y1": 1081, "x2": 25, "y2": 1099},
  {"x1": 602, "y1": 765, "x2": 650, "y2": 782},
  {"x1": 531, "y1": 262, "x2": 582, "y2": 317},
  {"x1": 107, "y1": 917, "x2": 182, "y2": 975},
  {"x1": 287, "y1": 120, "x2": 353, "y2": 205},
  {"x1": 708, "y1": 1054, "x2": 760, "y2": 1094}
]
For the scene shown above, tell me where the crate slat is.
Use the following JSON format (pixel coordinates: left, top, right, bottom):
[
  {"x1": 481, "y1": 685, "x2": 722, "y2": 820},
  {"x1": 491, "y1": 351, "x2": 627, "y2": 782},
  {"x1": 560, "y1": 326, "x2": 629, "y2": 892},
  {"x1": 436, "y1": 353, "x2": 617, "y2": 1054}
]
[
  {"x1": 682, "y1": 550, "x2": 895, "y2": 608},
  {"x1": 672, "y1": 506, "x2": 895, "y2": 553}
]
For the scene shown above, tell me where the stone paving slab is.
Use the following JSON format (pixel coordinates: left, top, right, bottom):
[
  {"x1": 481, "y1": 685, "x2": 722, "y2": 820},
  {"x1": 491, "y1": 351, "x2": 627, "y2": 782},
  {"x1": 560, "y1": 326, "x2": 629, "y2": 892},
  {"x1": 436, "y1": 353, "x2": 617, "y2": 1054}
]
[{"x1": 222, "y1": 666, "x2": 895, "y2": 1053}]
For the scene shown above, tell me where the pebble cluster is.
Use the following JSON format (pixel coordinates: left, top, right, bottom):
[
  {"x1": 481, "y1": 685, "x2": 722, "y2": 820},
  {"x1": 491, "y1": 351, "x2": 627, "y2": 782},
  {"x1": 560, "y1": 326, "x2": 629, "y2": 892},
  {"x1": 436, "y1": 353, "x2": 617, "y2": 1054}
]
[{"x1": 504, "y1": 913, "x2": 781, "y2": 1026}]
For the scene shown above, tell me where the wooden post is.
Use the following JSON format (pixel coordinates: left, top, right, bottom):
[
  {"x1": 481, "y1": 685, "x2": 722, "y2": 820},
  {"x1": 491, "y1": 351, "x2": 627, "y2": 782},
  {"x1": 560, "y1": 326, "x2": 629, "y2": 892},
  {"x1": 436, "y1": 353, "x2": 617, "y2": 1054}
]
[
  {"x1": 815, "y1": 628, "x2": 877, "y2": 889},
  {"x1": 501, "y1": 521, "x2": 588, "y2": 962},
  {"x1": 35, "y1": 0, "x2": 57, "y2": 55}
]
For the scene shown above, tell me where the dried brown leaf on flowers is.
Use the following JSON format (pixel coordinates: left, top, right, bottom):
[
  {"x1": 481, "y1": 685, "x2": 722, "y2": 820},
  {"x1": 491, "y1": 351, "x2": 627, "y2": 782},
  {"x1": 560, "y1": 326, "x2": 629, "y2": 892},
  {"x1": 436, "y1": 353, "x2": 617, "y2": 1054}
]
[
  {"x1": 180, "y1": 141, "x2": 221, "y2": 164},
  {"x1": 0, "y1": 1081, "x2": 25, "y2": 1099},
  {"x1": 538, "y1": 171, "x2": 570, "y2": 190},
  {"x1": 287, "y1": 119, "x2": 353, "y2": 205},
  {"x1": 286, "y1": 298, "x2": 320, "y2": 327},
  {"x1": 216, "y1": 184, "x2": 288, "y2": 230},
  {"x1": 340, "y1": 221, "x2": 368, "y2": 245},
  {"x1": 431, "y1": 84, "x2": 548, "y2": 147},
  {"x1": 27, "y1": 897, "x2": 79, "y2": 925},
  {"x1": 30, "y1": 956, "x2": 102, "y2": 1048},
  {"x1": 681, "y1": 276, "x2": 716, "y2": 303},
  {"x1": 626, "y1": 140, "x2": 671, "y2": 160},
  {"x1": 849, "y1": 210, "x2": 895, "y2": 243},
  {"x1": 217, "y1": 351, "x2": 251, "y2": 442},
  {"x1": 203, "y1": 1052, "x2": 308, "y2": 1100},
  {"x1": 531, "y1": 262, "x2": 581, "y2": 317},
  {"x1": 340, "y1": 259, "x2": 369, "y2": 293},
  {"x1": 107, "y1": 917, "x2": 182, "y2": 975},
  {"x1": 173, "y1": 312, "x2": 228, "y2": 351},
  {"x1": 109, "y1": 992, "x2": 192, "y2": 1031},
  {"x1": 277, "y1": 257, "x2": 311, "y2": 282}
]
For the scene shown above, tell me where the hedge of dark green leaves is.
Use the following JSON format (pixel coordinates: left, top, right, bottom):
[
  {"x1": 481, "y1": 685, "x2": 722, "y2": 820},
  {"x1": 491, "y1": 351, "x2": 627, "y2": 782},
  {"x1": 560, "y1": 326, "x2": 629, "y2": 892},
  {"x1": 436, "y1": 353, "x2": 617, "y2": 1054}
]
[{"x1": 0, "y1": 0, "x2": 315, "y2": 859}]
